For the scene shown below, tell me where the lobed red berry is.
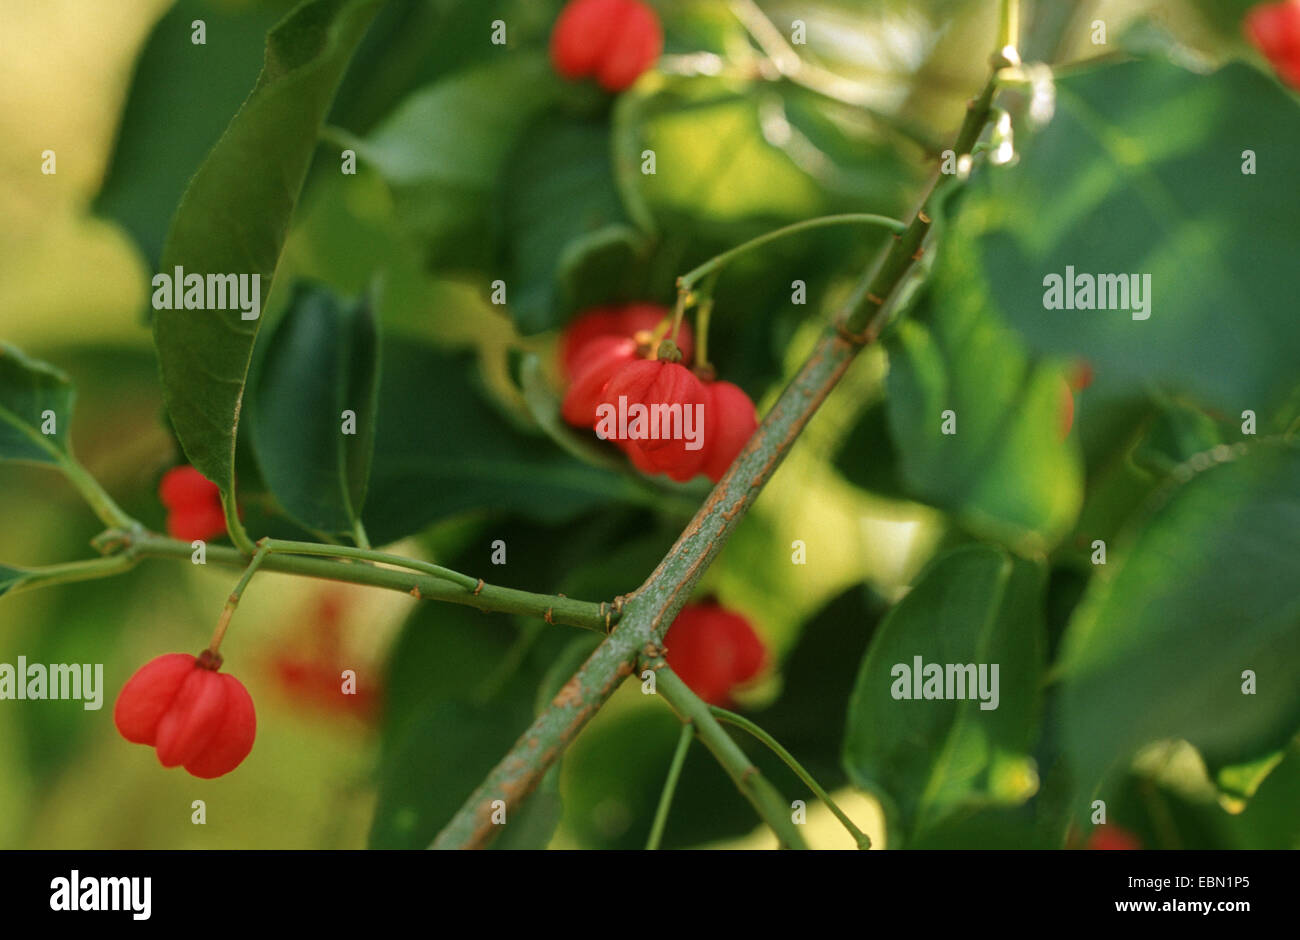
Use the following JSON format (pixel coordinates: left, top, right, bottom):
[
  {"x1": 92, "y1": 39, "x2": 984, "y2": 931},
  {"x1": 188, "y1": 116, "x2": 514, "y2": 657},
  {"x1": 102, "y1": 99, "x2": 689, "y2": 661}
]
[
  {"x1": 550, "y1": 0, "x2": 663, "y2": 92},
  {"x1": 1245, "y1": 1, "x2": 1300, "y2": 88},
  {"x1": 559, "y1": 303, "x2": 691, "y2": 381},
  {"x1": 700, "y1": 380, "x2": 758, "y2": 482},
  {"x1": 562, "y1": 335, "x2": 640, "y2": 427},
  {"x1": 158, "y1": 465, "x2": 227, "y2": 542},
  {"x1": 597, "y1": 358, "x2": 708, "y2": 481},
  {"x1": 664, "y1": 601, "x2": 767, "y2": 705},
  {"x1": 114, "y1": 652, "x2": 256, "y2": 779}
]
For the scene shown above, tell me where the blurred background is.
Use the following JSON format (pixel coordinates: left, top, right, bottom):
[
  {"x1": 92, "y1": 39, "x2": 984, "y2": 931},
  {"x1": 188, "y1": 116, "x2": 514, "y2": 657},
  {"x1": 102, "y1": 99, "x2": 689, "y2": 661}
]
[{"x1": 0, "y1": 0, "x2": 1286, "y2": 849}]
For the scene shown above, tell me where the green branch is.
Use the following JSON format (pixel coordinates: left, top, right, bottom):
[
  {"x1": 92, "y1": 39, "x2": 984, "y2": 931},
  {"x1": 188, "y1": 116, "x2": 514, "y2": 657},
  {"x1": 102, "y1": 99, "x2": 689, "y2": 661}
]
[
  {"x1": 710, "y1": 705, "x2": 871, "y2": 849},
  {"x1": 646, "y1": 721, "x2": 694, "y2": 850},
  {"x1": 53, "y1": 530, "x2": 616, "y2": 634},
  {"x1": 655, "y1": 667, "x2": 808, "y2": 849},
  {"x1": 431, "y1": 16, "x2": 1014, "y2": 849}
]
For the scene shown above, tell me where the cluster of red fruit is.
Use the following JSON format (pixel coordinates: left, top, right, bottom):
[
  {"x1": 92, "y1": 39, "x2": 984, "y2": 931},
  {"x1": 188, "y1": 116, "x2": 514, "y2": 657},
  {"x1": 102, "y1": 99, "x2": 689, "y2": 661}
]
[
  {"x1": 663, "y1": 601, "x2": 766, "y2": 706},
  {"x1": 158, "y1": 465, "x2": 227, "y2": 541},
  {"x1": 560, "y1": 304, "x2": 758, "y2": 483},
  {"x1": 550, "y1": 0, "x2": 662, "y2": 92},
  {"x1": 114, "y1": 651, "x2": 256, "y2": 779},
  {"x1": 1246, "y1": 1, "x2": 1300, "y2": 88}
]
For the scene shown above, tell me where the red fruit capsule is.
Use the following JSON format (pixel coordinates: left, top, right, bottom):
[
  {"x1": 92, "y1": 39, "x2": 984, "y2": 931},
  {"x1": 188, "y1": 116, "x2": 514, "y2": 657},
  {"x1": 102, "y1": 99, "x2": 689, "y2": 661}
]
[
  {"x1": 665, "y1": 602, "x2": 767, "y2": 706},
  {"x1": 158, "y1": 465, "x2": 227, "y2": 541},
  {"x1": 1245, "y1": 1, "x2": 1300, "y2": 88},
  {"x1": 558, "y1": 303, "x2": 690, "y2": 380},
  {"x1": 701, "y1": 380, "x2": 758, "y2": 482},
  {"x1": 561, "y1": 335, "x2": 639, "y2": 427},
  {"x1": 114, "y1": 652, "x2": 256, "y2": 779},
  {"x1": 550, "y1": 0, "x2": 663, "y2": 92},
  {"x1": 597, "y1": 358, "x2": 708, "y2": 481}
]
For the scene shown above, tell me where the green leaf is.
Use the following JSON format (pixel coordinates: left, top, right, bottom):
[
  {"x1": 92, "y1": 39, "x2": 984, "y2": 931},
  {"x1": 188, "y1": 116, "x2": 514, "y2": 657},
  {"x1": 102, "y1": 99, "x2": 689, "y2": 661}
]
[
  {"x1": 964, "y1": 58, "x2": 1300, "y2": 429},
  {"x1": 753, "y1": 585, "x2": 890, "y2": 789},
  {"x1": 0, "y1": 564, "x2": 29, "y2": 597},
  {"x1": 880, "y1": 248, "x2": 1084, "y2": 554},
  {"x1": 370, "y1": 602, "x2": 536, "y2": 849},
  {"x1": 248, "y1": 283, "x2": 379, "y2": 535},
  {"x1": 362, "y1": 340, "x2": 644, "y2": 545},
  {"x1": 843, "y1": 545, "x2": 1047, "y2": 844},
  {"x1": 1059, "y1": 439, "x2": 1300, "y2": 787},
  {"x1": 153, "y1": 0, "x2": 383, "y2": 496},
  {"x1": 94, "y1": 0, "x2": 295, "y2": 266},
  {"x1": 497, "y1": 119, "x2": 648, "y2": 335},
  {"x1": 1211, "y1": 749, "x2": 1287, "y2": 805},
  {"x1": 0, "y1": 343, "x2": 74, "y2": 465},
  {"x1": 350, "y1": 55, "x2": 562, "y2": 271}
]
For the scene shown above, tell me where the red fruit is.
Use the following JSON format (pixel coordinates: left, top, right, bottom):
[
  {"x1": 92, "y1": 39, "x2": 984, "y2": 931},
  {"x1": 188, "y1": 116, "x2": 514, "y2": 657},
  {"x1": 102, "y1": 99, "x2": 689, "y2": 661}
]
[
  {"x1": 550, "y1": 0, "x2": 663, "y2": 92},
  {"x1": 114, "y1": 652, "x2": 256, "y2": 779},
  {"x1": 1058, "y1": 378, "x2": 1075, "y2": 440},
  {"x1": 597, "y1": 358, "x2": 708, "y2": 482},
  {"x1": 701, "y1": 380, "x2": 758, "y2": 482},
  {"x1": 1245, "y1": 1, "x2": 1300, "y2": 87},
  {"x1": 559, "y1": 303, "x2": 690, "y2": 380},
  {"x1": 561, "y1": 335, "x2": 639, "y2": 427},
  {"x1": 665, "y1": 602, "x2": 767, "y2": 705},
  {"x1": 273, "y1": 656, "x2": 376, "y2": 721},
  {"x1": 158, "y1": 465, "x2": 227, "y2": 541},
  {"x1": 1086, "y1": 825, "x2": 1142, "y2": 850}
]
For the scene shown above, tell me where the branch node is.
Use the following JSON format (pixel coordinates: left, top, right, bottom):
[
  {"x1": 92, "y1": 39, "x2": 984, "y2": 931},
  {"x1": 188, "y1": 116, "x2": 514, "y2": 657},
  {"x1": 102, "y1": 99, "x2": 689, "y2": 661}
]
[
  {"x1": 472, "y1": 578, "x2": 485, "y2": 596},
  {"x1": 835, "y1": 319, "x2": 873, "y2": 346},
  {"x1": 544, "y1": 607, "x2": 555, "y2": 625}
]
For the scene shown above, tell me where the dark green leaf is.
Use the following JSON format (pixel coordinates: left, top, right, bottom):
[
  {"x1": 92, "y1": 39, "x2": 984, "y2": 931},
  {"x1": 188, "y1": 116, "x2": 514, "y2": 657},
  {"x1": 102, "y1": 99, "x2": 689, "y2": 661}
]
[
  {"x1": 843, "y1": 545, "x2": 1047, "y2": 844},
  {"x1": 498, "y1": 119, "x2": 648, "y2": 334},
  {"x1": 94, "y1": 0, "x2": 295, "y2": 266},
  {"x1": 350, "y1": 55, "x2": 561, "y2": 271},
  {"x1": 966, "y1": 59, "x2": 1300, "y2": 429},
  {"x1": 249, "y1": 283, "x2": 379, "y2": 535},
  {"x1": 754, "y1": 585, "x2": 890, "y2": 789},
  {"x1": 370, "y1": 602, "x2": 534, "y2": 849},
  {"x1": 1059, "y1": 439, "x2": 1300, "y2": 787},
  {"x1": 881, "y1": 251, "x2": 1084, "y2": 553},
  {"x1": 153, "y1": 0, "x2": 383, "y2": 495},
  {"x1": 0, "y1": 343, "x2": 74, "y2": 465},
  {"x1": 362, "y1": 340, "x2": 644, "y2": 545}
]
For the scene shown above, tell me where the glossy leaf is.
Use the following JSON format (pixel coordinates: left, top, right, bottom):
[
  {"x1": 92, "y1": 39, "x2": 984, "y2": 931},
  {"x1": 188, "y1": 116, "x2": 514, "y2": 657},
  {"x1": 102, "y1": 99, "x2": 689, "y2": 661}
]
[
  {"x1": 964, "y1": 59, "x2": 1300, "y2": 429},
  {"x1": 93, "y1": 0, "x2": 294, "y2": 266},
  {"x1": 153, "y1": 0, "x2": 383, "y2": 495},
  {"x1": 248, "y1": 283, "x2": 379, "y2": 535},
  {"x1": 1059, "y1": 439, "x2": 1300, "y2": 786},
  {"x1": 843, "y1": 545, "x2": 1047, "y2": 844},
  {"x1": 879, "y1": 246, "x2": 1084, "y2": 554}
]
